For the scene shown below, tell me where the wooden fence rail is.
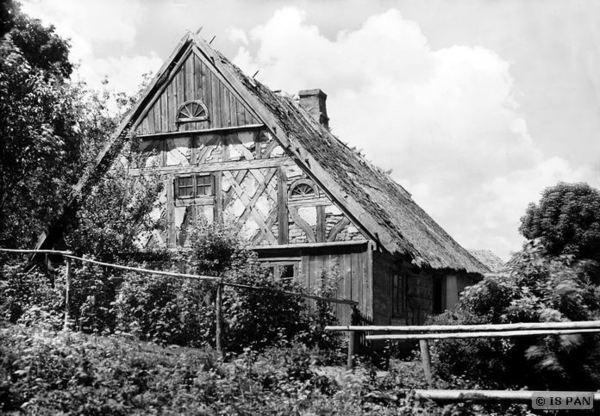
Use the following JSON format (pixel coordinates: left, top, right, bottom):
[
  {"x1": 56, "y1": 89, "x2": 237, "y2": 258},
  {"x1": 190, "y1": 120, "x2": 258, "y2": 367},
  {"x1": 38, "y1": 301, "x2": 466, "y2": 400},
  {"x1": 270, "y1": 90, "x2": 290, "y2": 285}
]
[
  {"x1": 325, "y1": 321, "x2": 600, "y2": 383},
  {"x1": 327, "y1": 321, "x2": 600, "y2": 332},
  {"x1": 366, "y1": 328, "x2": 600, "y2": 341},
  {"x1": 0, "y1": 248, "x2": 357, "y2": 355}
]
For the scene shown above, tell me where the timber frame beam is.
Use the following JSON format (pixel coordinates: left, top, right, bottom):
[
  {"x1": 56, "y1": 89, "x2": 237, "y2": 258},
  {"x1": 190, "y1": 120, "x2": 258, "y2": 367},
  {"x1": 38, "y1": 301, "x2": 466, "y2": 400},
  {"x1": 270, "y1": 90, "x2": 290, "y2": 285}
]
[{"x1": 129, "y1": 157, "x2": 289, "y2": 176}]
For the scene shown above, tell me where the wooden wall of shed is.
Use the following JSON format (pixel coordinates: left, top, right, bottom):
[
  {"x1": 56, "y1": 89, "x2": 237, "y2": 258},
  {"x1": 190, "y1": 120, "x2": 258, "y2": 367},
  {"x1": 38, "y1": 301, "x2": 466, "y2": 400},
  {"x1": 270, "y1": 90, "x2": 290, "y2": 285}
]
[
  {"x1": 135, "y1": 50, "x2": 260, "y2": 135},
  {"x1": 257, "y1": 244, "x2": 372, "y2": 325},
  {"x1": 406, "y1": 269, "x2": 434, "y2": 325},
  {"x1": 372, "y1": 251, "x2": 434, "y2": 325},
  {"x1": 301, "y1": 244, "x2": 373, "y2": 324}
]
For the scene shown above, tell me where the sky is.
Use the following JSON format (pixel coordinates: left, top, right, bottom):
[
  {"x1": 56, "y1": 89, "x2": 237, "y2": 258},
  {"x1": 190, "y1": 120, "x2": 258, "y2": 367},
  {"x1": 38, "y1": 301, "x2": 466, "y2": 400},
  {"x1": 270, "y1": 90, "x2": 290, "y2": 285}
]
[{"x1": 21, "y1": 0, "x2": 600, "y2": 261}]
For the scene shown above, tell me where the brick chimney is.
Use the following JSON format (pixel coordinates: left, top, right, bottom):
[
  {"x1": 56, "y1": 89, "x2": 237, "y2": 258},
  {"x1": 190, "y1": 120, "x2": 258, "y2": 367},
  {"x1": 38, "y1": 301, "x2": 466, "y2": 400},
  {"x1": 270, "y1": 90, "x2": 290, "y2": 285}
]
[{"x1": 298, "y1": 89, "x2": 329, "y2": 129}]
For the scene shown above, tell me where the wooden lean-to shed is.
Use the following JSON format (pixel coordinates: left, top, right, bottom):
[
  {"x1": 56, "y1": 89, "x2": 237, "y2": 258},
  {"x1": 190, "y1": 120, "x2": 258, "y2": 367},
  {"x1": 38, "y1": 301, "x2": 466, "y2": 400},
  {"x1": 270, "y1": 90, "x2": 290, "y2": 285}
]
[{"x1": 36, "y1": 31, "x2": 490, "y2": 325}]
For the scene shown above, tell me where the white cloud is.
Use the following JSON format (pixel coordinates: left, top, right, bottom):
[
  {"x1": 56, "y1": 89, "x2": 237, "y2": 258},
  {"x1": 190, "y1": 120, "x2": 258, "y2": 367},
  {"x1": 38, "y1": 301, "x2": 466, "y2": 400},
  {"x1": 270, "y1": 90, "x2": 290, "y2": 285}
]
[
  {"x1": 77, "y1": 53, "x2": 163, "y2": 96},
  {"x1": 227, "y1": 26, "x2": 249, "y2": 46},
  {"x1": 21, "y1": 0, "x2": 160, "y2": 94},
  {"x1": 22, "y1": 0, "x2": 143, "y2": 48},
  {"x1": 231, "y1": 7, "x2": 600, "y2": 261}
]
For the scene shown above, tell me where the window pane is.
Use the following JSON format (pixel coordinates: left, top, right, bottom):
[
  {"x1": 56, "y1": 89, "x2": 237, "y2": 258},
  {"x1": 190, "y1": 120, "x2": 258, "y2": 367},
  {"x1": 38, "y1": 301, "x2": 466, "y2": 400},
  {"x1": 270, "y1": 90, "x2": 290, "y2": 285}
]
[
  {"x1": 280, "y1": 264, "x2": 295, "y2": 279},
  {"x1": 177, "y1": 176, "x2": 194, "y2": 198},
  {"x1": 291, "y1": 183, "x2": 315, "y2": 197},
  {"x1": 196, "y1": 175, "x2": 213, "y2": 196}
]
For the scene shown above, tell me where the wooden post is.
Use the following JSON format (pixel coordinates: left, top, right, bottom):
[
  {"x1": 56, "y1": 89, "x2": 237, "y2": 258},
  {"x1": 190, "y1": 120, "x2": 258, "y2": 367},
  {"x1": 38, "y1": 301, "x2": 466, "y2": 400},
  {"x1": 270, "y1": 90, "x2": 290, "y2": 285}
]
[
  {"x1": 215, "y1": 282, "x2": 223, "y2": 355},
  {"x1": 347, "y1": 331, "x2": 355, "y2": 370},
  {"x1": 419, "y1": 339, "x2": 433, "y2": 387},
  {"x1": 63, "y1": 257, "x2": 72, "y2": 331}
]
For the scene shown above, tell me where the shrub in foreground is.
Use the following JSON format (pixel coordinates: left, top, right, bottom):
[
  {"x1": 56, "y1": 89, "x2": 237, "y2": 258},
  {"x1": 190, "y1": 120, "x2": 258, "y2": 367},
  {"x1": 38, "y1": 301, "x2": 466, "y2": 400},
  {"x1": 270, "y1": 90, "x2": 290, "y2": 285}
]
[
  {"x1": 1, "y1": 324, "x2": 537, "y2": 415},
  {"x1": 430, "y1": 240, "x2": 600, "y2": 390}
]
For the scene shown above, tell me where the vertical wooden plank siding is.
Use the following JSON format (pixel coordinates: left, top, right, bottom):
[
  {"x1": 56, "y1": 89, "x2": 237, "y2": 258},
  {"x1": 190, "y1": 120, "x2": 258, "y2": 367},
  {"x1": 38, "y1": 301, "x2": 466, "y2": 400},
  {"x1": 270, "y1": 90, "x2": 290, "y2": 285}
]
[
  {"x1": 160, "y1": 86, "x2": 168, "y2": 133},
  {"x1": 343, "y1": 253, "x2": 353, "y2": 315},
  {"x1": 229, "y1": 90, "x2": 236, "y2": 127},
  {"x1": 203, "y1": 60, "x2": 212, "y2": 124},
  {"x1": 135, "y1": 49, "x2": 265, "y2": 135},
  {"x1": 351, "y1": 252, "x2": 360, "y2": 304},
  {"x1": 220, "y1": 82, "x2": 228, "y2": 128},
  {"x1": 148, "y1": 106, "x2": 155, "y2": 133},
  {"x1": 172, "y1": 71, "x2": 178, "y2": 132},
  {"x1": 185, "y1": 54, "x2": 194, "y2": 102},
  {"x1": 236, "y1": 94, "x2": 246, "y2": 125},
  {"x1": 295, "y1": 249, "x2": 370, "y2": 324},
  {"x1": 365, "y1": 244, "x2": 373, "y2": 317},
  {"x1": 193, "y1": 54, "x2": 202, "y2": 100},
  {"x1": 210, "y1": 70, "x2": 219, "y2": 128},
  {"x1": 182, "y1": 64, "x2": 188, "y2": 128},
  {"x1": 301, "y1": 254, "x2": 310, "y2": 289}
]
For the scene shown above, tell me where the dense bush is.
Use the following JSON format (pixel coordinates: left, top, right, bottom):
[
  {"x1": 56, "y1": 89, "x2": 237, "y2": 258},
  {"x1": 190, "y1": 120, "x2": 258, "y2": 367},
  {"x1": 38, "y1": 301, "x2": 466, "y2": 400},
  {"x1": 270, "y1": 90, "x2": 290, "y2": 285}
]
[
  {"x1": 1, "y1": 222, "x2": 342, "y2": 356},
  {"x1": 0, "y1": 324, "x2": 473, "y2": 415},
  {"x1": 431, "y1": 240, "x2": 600, "y2": 390},
  {"x1": 113, "y1": 272, "x2": 208, "y2": 347},
  {"x1": 111, "y1": 222, "x2": 341, "y2": 353},
  {"x1": 0, "y1": 255, "x2": 63, "y2": 329}
]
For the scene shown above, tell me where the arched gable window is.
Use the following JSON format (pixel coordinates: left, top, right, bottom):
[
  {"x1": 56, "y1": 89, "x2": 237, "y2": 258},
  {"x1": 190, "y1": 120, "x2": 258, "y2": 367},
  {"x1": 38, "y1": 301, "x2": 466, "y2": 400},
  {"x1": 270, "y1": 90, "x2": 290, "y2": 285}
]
[
  {"x1": 176, "y1": 100, "x2": 209, "y2": 123},
  {"x1": 289, "y1": 179, "x2": 317, "y2": 199}
]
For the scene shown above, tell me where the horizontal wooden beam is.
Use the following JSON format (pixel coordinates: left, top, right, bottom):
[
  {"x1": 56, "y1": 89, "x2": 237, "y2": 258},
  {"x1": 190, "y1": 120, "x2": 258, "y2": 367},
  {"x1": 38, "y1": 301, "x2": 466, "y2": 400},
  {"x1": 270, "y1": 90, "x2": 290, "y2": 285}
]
[
  {"x1": 129, "y1": 157, "x2": 289, "y2": 176},
  {"x1": 135, "y1": 123, "x2": 265, "y2": 139},
  {"x1": 366, "y1": 328, "x2": 600, "y2": 341},
  {"x1": 326, "y1": 320, "x2": 600, "y2": 333},
  {"x1": 249, "y1": 240, "x2": 369, "y2": 251}
]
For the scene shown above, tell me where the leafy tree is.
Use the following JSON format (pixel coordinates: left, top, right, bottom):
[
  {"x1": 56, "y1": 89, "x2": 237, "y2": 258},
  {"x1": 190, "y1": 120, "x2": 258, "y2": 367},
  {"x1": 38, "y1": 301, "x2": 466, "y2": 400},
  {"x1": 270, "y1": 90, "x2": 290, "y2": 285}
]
[
  {"x1": 63, "y1": 160, "x2": 163, "y2": 258},
  {"x1": 519, "y1": 182, "x2": 600, "y2": 263},
  {"x1": 0, "y1": 2, "x2": 154, "y2": 250},
  {"x1": 0, "y1": 2, "x2": 79, "y2": 247},
  {"x1": 431, "y1": 240, "x2": 600, "y2": 390}
]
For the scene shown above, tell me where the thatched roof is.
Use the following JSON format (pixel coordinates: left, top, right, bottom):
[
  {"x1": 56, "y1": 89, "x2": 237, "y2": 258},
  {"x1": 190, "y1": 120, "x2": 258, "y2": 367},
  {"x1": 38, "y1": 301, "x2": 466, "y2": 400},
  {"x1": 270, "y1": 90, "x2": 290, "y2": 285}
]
[
  {"x1": 468, "y1": 249, "x2": 506, "y2": 273},
  {"x1": 36, "y1": 31, "x2": 489, "y2": 275},
  {"x1": 212, "y1": 45, "x2": 488, "y2": 274}
]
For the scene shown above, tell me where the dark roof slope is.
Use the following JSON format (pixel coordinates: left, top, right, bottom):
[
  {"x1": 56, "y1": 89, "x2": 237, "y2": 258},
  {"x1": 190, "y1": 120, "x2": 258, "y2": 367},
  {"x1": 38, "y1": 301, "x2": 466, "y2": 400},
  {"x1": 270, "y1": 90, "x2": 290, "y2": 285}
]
[{"x1": 216, "y1": 51, "x2": 489, "y2": 274}]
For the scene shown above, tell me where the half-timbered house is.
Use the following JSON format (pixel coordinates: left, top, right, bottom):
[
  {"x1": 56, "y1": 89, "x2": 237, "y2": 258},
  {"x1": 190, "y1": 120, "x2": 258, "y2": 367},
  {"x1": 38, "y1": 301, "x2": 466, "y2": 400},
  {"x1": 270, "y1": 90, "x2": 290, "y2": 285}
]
[{"x1": 37, "y1": 31, "x2": 489, "y2": 325}]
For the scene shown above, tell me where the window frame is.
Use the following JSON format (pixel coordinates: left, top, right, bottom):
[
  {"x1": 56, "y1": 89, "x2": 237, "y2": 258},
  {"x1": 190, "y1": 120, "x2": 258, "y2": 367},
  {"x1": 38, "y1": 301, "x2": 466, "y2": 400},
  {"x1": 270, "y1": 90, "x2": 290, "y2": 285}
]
[
  {"x1": 174, "y1": 173, "x2": 214, "y2": 200},
  {"x1": 263, "y1": 260, "x2": 300, "y2": 281},
  {"x1": 176, "y1": 100, "x2": 209, "y2": 124},
  {"x1": 289, "y1": 179, "x2": 318, "y2": 200}
]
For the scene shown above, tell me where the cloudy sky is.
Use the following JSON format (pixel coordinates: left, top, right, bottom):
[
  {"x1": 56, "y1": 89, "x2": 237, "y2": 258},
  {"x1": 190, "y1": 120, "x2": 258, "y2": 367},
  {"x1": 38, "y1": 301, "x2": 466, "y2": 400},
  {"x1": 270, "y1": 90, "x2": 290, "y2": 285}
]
[{"x1": 21, "y1": 0, "x2": 600, "y2": 261}]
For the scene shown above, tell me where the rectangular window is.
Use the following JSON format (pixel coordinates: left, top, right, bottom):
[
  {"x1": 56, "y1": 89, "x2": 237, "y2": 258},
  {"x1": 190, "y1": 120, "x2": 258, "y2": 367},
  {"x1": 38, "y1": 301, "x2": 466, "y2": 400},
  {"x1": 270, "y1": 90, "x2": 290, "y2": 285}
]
[
  {"x1": 263, "y1": 261, "x2": 299, "y2": 281},
  {"x1": 175, "y1": 174, "x2": 213, "y2": 199},
  {"x1": 177, "y1": 176, "x2": 194, "y2": 198},
  {"x1": 196, "y1": 174, "x2": 213, "y2": 196}
]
